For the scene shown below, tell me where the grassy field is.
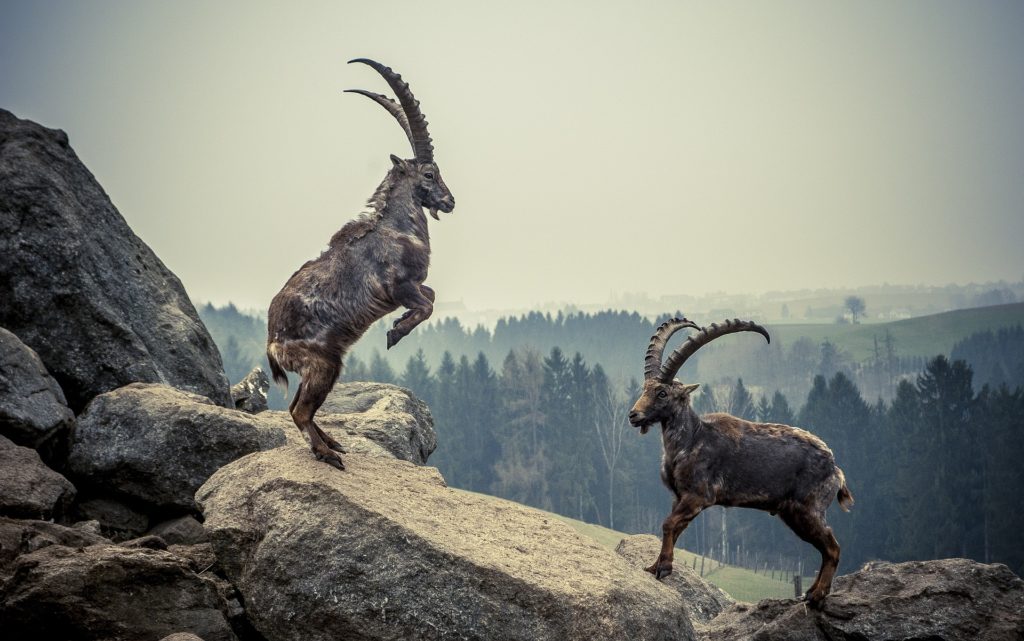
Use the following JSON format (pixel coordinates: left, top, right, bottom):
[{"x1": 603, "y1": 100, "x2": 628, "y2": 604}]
[
  {"x1": 456, "y1": 488, "x2": 802, "y2": 601},
  {"x1": 770, "y1": 302, "x2": 1024, "y2": 361},
  {"x1": 546, "y1": 512, "x2": 805, "y2": 602}
]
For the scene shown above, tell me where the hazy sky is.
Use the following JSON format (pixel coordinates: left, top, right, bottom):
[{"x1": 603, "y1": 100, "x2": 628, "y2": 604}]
[{"x1": 2, "y1": 1, "x2": 1023, "y2": 311}]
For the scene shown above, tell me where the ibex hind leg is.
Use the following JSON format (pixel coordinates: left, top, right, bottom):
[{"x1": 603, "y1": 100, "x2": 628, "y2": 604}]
[
  {"x1": 292, "y1": 359, "x2": 345, "y2": 470},
  {"x1": 780, "y1": 507, "x2": 840, "y2": 608}
]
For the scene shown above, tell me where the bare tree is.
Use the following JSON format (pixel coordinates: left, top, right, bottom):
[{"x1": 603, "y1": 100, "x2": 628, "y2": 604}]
[{"x1": 592, "y1": 376, "x2": 630, "y2": 529}]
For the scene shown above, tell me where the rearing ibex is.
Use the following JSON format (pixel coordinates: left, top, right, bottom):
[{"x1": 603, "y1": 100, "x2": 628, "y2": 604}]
[
  {"x1": 629, "y1": 318, "x2": 854, "y2": 607},
  {"x1": 267, "y1": 59, "x2": 454, "y2": 470}
]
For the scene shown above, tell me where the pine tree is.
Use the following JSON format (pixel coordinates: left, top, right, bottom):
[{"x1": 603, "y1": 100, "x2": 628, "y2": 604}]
[
  {"x1": 729, "y1": 378, "x2": 756, "y2": 419},
  {"x1": 767, "y1": 391, "x2": 795, "y2": 425},
  {"x1": 368, "y1": 350, "x2": 396, "y2": 384},
  {"x1": 399, "y1": 349, "x2": 435, "y2": 405}
]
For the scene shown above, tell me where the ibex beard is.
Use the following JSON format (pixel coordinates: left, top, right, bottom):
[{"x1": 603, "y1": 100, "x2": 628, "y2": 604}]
[
  {"x1": 266, "y1": 59, "x2": 454, "y2": 470},
  {"x1": 631, "y1": 318, "x2": 854, "y2": 607}
]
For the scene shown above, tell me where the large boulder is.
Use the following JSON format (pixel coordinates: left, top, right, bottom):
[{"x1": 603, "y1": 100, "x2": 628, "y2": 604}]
[
  {"x1": 0, "y1": 109, "x2": 231, "y2": 411},
  {"x1": 0, "y1": 543, "x2": 237, "y2": 641},
  {"x1": 615, "y1": 534, "x2": 734, "y2": 624},
  {"x1": 0, "y1": 435, "x2": 76, "y2": 520},
  {"x1": 0, "y1": 517, "x2": 107, "y2": 579},
  {"x1": 0, "y1": 327, "x2": 75, "y2": 453},
  {"x1": 67, "y1": 383, "x2": 286, "y2": 513},
  {"x1": 318, "y1": 381, "x2": 437, "y2": 464},
  {"x1": 701, "y1": 558, "x2": 1024, "y2": 641},
  {"x1": 197, "y1": 446, "x2": 694, "y2": 641},
  {"x1": 230, "y1": 367, "x2": 270, "y2": 414}
]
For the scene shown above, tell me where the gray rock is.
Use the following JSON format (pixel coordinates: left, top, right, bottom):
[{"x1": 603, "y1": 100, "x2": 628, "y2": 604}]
[
  {"x1": 149, "y1": 515, "x2": 209, "y2": 545},
  {"x1": 230, "y1": 367, "x2": 270, "y2": 413},
  {"x1": 701, "y1": 558, "x2": 1024, "y2": 641},
  {"x1": 0, "y1": 435, "x2": 75, "y2": 519},
  {"x1": 0, "y1": 109, "x2": 231, "y2": 411},
  {"x1": 74, "y1": 496, "x2": 150, "y2": 540},
  {"x1": 70, "y1": 519, "x2": 103, "y2": 537},
  {"x1": 167, "y1": 542, "x2": 219, "y2": 574},
  {"x1": 0, "y1": 516, "x2": 107, "y2": 579},
  {"x1": 0, "y1": 543, "x2": 237, "y2": 641},
  {"x1": 0, "y1": 327, "x2": 74, "y2": 452},
  {"x1": 615, "y1": 534, "x2": 734, "y2": 624},
  {"x1": 122, "y1": 534, "x2": 170, "y2": 550},
  {"x1": 272, "y1": 410, "x2": 419, "y2": 462},
  {"x1": 161, "y1": 635, "x2": 207, "y2": 641},
  {"x1": 197, "y1": 446, "x2": 693, "y2": 641},
  {"x1": 67, "y1": 383, "x2": 286, "y2": 512},
  {"x1": 319, "y1": 381, "x2": 437, "y2": 464}
]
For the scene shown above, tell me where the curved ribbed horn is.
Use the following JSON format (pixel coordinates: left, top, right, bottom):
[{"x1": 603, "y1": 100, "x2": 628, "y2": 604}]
[
  {"x1": 343, "y1": 89, "x2": 416, "y2": 155},
  {"x1": 644, "y1": 318, "x2": 701, "y2": 380},
  {"x1": 348, "y1": 58, "x2": 434, "y2": 162},
  {"x1": 659, "y1": 318, "x2": 770, "y2": 383}
]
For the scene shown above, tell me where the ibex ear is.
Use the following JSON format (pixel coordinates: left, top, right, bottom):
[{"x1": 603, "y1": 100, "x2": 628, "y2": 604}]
[
  {"x1": 682, "y1": 383, "x2": 700, "y2": 396},
  {"x1": 390, "y1": 154, "x2": 409, "y2": 172}
]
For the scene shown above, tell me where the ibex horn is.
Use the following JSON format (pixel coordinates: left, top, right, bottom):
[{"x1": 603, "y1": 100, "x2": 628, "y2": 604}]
[
  {"x1": 644, "y1": 318, "x2": 702, "y2": 380},
  {"x1": 659, "y1": 319, "x2": 770, "y2": 383},
  {"x1": 347, "y1": 58, "x2": 435, "y2": 162}
]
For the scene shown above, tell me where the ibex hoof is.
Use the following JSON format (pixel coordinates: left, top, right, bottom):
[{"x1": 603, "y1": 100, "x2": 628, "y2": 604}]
[
  {"x1": 315, "y1": 451, "x2": 346, "y2": 470},
  {"x1": 804, "y1": 590, "x2": 828, "y2": 609},
  {"x1": 645, "y1": 561, "x2": 673, "y2": 580},
  {"x1": 386, "y1": 329, "x2": 403, "y2": 349}
]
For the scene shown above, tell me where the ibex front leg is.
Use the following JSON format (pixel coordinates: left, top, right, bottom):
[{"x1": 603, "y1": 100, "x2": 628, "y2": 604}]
[
  {"x1": 387, "y1": 283, "x2": 434, "y2": 349},
  {"x1": 647, "y1": 493, "x2": 706, "y2": 580}
]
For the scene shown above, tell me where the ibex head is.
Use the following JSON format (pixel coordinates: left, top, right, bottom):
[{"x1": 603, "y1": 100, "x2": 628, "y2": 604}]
[
  {"x1": 628, "y1": 318, "x2": 770, "y2": 433},
  {"x1": 346, "y1": 58, "x2": 455, "y2": 219}
]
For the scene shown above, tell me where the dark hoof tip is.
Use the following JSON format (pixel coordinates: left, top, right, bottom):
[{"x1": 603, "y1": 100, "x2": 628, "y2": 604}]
[
  {"x1": 315, "y1": 452, "x2": 346, "y2": 470},
  {"x1": 386, "y1": 330, "x2": 402, "y2": 350},
  {"x1": 803, "y1": 593, "x2": 826, "y2": 609}
]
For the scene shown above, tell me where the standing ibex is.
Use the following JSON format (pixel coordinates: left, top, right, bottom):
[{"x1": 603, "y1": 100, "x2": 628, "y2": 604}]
[
  {"x1": 630, "y1": 318, "x2": 854, "y2": 607},
  {"x1": 267, "y1": 59, "x2": 454, "y2": 470}
]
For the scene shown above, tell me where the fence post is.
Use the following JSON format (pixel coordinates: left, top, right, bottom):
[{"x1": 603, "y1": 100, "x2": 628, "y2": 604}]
[{"x1": 793, "y1": 574, "x2": 802, "y2": 599}]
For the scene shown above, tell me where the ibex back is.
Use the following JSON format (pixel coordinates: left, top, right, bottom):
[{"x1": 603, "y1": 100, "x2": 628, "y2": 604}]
[{"x1": 267, "y1": 59, "x2": 454, "y2": 470}]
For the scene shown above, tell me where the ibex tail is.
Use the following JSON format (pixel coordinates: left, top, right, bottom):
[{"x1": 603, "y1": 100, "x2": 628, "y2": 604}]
[
  {"x1": 836, "y1": 468, "x2": 855, "y2": 512},
  {"x1": 266, "y1": 344, "x2": 289, "y2": 391}
]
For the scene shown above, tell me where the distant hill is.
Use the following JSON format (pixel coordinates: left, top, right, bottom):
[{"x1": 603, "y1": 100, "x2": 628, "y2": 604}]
[{"x1": 769, "y1": 302, "x2": 1024, "y2": 361}]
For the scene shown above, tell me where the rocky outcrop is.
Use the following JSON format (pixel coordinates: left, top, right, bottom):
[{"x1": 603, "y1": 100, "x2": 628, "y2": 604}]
[
  {"x1": 318, "y1": 381, "x2": 437, "y2": 464},
  {"x1": 0, "y1": 435, "x2": 75, "y2": 520},
  {"x1": 149, "y1": 515, "x2": 209, "y2": 545},
  {"x1": 701, "y1": 558, "x2": 1024, "y2": 641},
  {"x1": 271, "y1": 382, "x2": 438, "y2": 465},
  {"x1": 0, "y1": 109, "x2": 231, "y2": 411},
  {"x1": 616, "y1": 534, "x2": 734, "y2": 624},
  {"x1": 0, "y1": 517, "x2": 107, "y2": 578},
  {"x1": 73, "y1": 496, "x2": 150, "y2": 540},
  {"x1": 198, "y1": 446, "x2": 693, "y2": 641},
  {"x1": 67, "y1": 383, "x2": 286, "y2": 513},
  {"x1": 0, "y1": 543, "x2": 237, "y2": 641},
  {"x1": 0, "y1": 327, "x2": 74, "y2": 454},
  {"x1": 230, "y1": 367, "x2": 270, "y2": 413}
]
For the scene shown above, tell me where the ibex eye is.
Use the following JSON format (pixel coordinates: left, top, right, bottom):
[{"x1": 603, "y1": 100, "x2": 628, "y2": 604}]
[
  {"x1": 657, "y1": 390, "x2": 668, "y2": 398},
  {"x1": 424, "y1": 172, "x2": 435, "y2": 180}
]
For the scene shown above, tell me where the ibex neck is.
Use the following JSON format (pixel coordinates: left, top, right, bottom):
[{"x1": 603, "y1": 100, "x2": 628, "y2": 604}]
[
  {"x1": 660, "y1": 405, "x2": 703, "y2": 452},
  {"x1": 381, "y1": 178, "x2": 430, "y2": 241}
]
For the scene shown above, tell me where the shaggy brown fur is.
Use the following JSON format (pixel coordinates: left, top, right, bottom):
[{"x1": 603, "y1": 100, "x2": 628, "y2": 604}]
[
  {"x1": 630, "y1": 319, "x2": 853, "y2": 607},
  {"x1": 266, "y1": 59, "x2": 453, "y2": 470}
]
